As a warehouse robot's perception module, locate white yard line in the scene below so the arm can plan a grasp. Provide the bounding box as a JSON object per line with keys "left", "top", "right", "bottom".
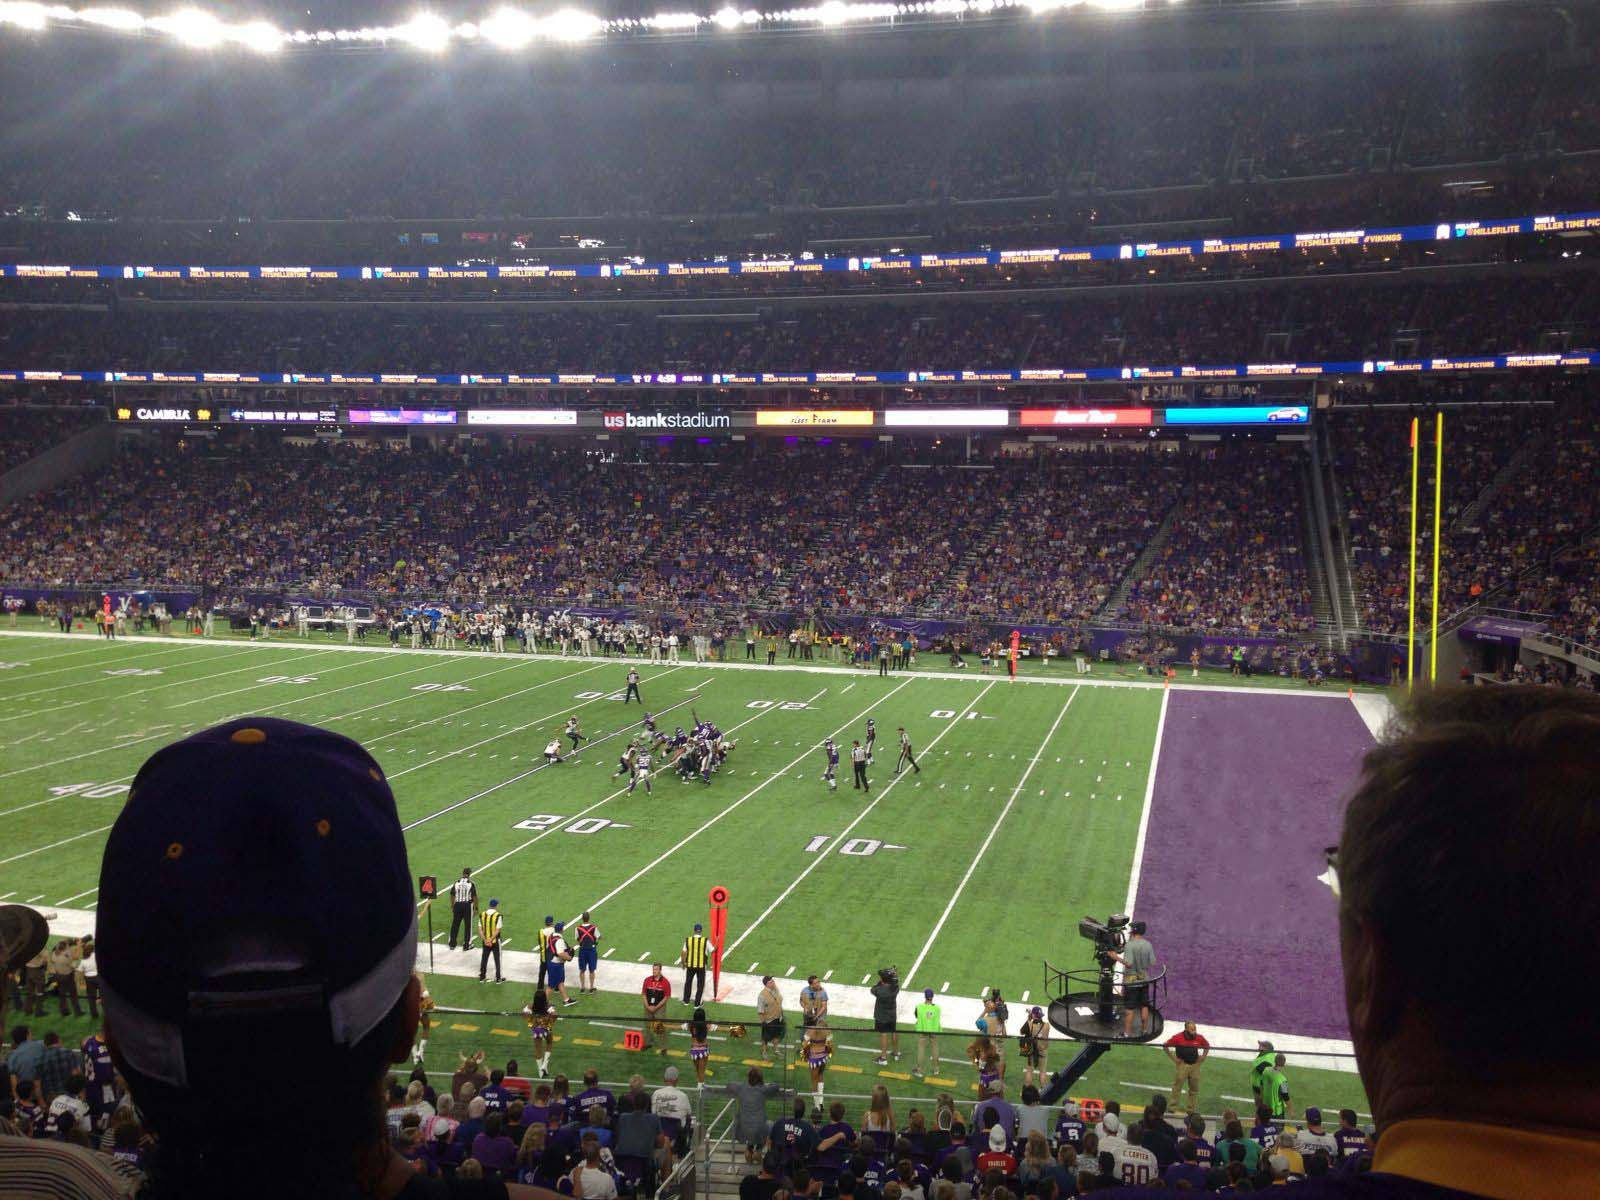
{"left": 402, "top": 685, "right": 702, "bottom": 832}
{"left": 463, "top": 690, "right": 819, "bottom": 871}
{"left": 386, "top": 665, "right": 687, "bottom": 786}
{"left": 1123, "top": 686, "right": 1170, "bottom": 918}
{"left": 571, "top": 677, "right": 919, "bottom": 924}
{"left": 725, "top": 680, "right": 997, "bottom": 958}
{"left": 0, "top": 656, "right": 585, "bottom": 830}
{"left": 8, "top": 646, "right": 362, "bottom": 721}
{"left": 159, "top": 650, "right": 377, "bottom": 707}
{"left": 0, "top": 824, "right": 114, "bottom": 867}
{"left": 0, "top": 657, "right": 606, "bottom": 783}
{"left": 0, "top": 643, "right": 203, "bottom": 693}
{"left": 56, "top": 887, "right": 99, "bottom": 904}
{"left": 904, "top": 687, "right": 1078, "bottom": 986}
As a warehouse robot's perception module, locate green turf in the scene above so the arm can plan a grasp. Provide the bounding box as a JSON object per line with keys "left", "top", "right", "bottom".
{"left": 0, "top": 629, "right": 1371, "bottom": 1120}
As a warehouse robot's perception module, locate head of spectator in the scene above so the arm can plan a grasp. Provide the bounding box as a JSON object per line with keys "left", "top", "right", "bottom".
{"left": 1338, "top": 688, "right": 1600, "bottom": 1186}
{"left": 92, "top": 718, "right": 424, "bottom": 1197}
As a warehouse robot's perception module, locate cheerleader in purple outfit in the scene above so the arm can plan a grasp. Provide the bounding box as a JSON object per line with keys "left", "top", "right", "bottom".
{"left": 686, "top": 1006, "right": 715, "bottom": 1084}
{"left": 523, "top": 986, "right": 556, "bottom": 1078}
{"left": 803, "top": 1019, "right": 835, "bottom": 1114}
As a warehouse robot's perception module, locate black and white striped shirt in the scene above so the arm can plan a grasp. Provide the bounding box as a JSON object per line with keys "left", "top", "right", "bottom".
{"left": 452, "top": 878, "right": 476, "bottom": 905}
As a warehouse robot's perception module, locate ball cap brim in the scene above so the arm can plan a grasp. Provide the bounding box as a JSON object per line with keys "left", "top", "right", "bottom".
{"left": 95, "top": 718, "right": 415, "bottom": 1090}
{"left": 0, "top": 904, "right": 49, "bottom": 972}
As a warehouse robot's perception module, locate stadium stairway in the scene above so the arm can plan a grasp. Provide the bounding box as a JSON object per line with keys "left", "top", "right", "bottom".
{"left": 1095, "top": 478, "right": 1189, "bottom": 621}
{"left": 1298, "top": 456, "right": 1341, "bottom": 651}
{"left": 1454, "top": 424, "right": 1550, "bottom": 533}
{"left": 0, "top": 419, "right": 117, "bottom": 507}
{"left": 1317, "top": 418, "right": 1365, "bottom": 636}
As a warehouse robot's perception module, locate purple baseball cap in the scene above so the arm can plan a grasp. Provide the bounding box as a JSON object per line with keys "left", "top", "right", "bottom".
{"left": 95, "top": 718, "right": 415, "bottom": 1089}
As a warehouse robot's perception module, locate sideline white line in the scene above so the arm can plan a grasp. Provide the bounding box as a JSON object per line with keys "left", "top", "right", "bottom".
{"left": 465, "top": 690, "right": 821, "bottom": 873}
{"left": 1124, "top": 686, "right": 1170, "bottom": 917}
{"left": 0, "top": 629, "right": 1372, "bottom": 701}
{"left": 904, "top": 687, "right": 1078, "bottom": 986}
{"left": 725, "top": 680, "right": 997, "bottom": 958}
{"left": 572, "top": 677, "right": 918, "bottom": 922}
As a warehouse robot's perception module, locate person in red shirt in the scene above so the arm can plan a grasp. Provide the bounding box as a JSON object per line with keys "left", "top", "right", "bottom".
{"left": 642, "top": 962, "right": 672, "bottom": 1052}
{"left": 976, "top": 1125, "right": 1016, "bottom": 1177}
{"left": 1164, "top": 1021, "right": 1210, "bottom": 1113}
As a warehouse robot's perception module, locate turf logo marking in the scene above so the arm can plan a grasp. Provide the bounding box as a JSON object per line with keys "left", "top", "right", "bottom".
{"left": 512, "top": 813, "right": 630, "bottom": 836}
{"left": 803, "top": 835, "right": 906, "bottom": 857}
{"left": 104, "top": 668, "right": 162, "bottom": 677}
{"left": 49, "top": 782, "right": 130, "bottom": 799}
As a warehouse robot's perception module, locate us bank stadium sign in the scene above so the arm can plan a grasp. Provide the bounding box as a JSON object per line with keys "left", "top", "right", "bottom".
{"left": 599, "top": 410, "right": 732, "bottom": 431}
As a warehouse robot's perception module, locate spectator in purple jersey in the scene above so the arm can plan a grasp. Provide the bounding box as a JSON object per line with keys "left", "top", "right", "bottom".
{"left": 1162, "top": 1139, "right": 1207, "bottom": 1189}
{"left": 575, "top": 1068, "right": 617, "bottom": 1125}
{"left": 473, "top": 1111, "right": 520, "bottom": 1175}
{"left": 1334, "top": 1108, "right": 1371, "bottom": 1165}
{"left": 1053, "top": 1100, "right": 1086, "bottom": 1154}
{"left": 1181, "top": 1113, "right": 1213, "bottom": 1170}
{"left": 479, "top": 1067, "right": 512, "bottom": 1116}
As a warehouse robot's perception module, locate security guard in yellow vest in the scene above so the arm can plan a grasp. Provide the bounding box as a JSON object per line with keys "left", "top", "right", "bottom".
{"left": 681, "top": 923, "right": 713, "bottom": 1006}
{"left": 478, "top": 899, "right": 504, "bottom": 984}
{"left": 536, "top": 915, "right": 555, "bottom": 990}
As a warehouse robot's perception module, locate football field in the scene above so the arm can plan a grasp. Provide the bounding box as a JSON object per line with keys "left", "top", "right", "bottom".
{"left": 0, "top": 629, "right": 1378, "bottom": 1118}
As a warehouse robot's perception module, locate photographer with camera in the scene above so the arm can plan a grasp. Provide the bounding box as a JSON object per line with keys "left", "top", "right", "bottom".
{"left": 1107, "top": 921, "right": 1156, "bottom": 1037}
{"left": 871, "top": 966, "right": 900, "bottom": 1066}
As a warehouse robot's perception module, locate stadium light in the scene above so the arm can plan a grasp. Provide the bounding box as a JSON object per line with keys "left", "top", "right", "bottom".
{"left": 393, "top": 11, "right": 452, "bottom": 51}
{"left": 0, "top": 0, "right": 1197, "bottom": 53}
{"left": 150, "top": 8, "right": 225, "bottom": 47}
{"left": 479, "top": 7, "right": 537, "bottom": 46}
{"left": 0, "top": 2, "right": 50, "bottom": 29}
{"left": 78, "top": 6, "right": 145, "bottom": 28}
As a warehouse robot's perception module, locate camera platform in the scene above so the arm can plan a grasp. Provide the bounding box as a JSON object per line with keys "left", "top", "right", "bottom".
{"left": 1037, "top": 958, "right": 1168, "bottom": 1104}
{"left": 1047, "top": 991, "right": 1165, "bottom": 1045}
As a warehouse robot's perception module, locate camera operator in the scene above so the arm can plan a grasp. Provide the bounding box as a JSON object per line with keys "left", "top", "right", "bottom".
{"left": 1108, "top": 921, "right": 1156, "bottom": 1037}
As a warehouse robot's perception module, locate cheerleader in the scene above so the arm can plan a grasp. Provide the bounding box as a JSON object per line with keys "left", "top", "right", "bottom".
{"left": 686, "top": 1006, "right": 715, "bottom": 1085}
{"left": 802, "top": 1020, "right": 834, "bottom": 1114}
{"left": 412, "top": 972, "right": 434, "bottom": 1064}
{"left": 523, "top": 987, "right": 556, "bottom": 1078}
{"left": 967, "top": 1034, "right": 1003, "bottom": 1094}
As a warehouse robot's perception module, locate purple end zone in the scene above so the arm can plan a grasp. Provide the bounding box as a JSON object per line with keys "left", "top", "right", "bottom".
{"left": 1132, "top": 691, "right": 1375, "bottom": 1040}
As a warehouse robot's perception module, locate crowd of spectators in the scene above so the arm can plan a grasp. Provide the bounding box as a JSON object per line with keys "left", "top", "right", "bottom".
{"left": 0, "top": 435, "right": 1327, "bottom": 633}
{"left": 0, "top": 271, "right": 1588, "bottom": 375}
{"left": 1331, "top": 383, "right": 1600, "bottom": 635}
{"left": 954, "top": 453, "right": 1183, "bottom": 625}
{"left": 1115, "top": 444, "right": 1315, "bottom": 635}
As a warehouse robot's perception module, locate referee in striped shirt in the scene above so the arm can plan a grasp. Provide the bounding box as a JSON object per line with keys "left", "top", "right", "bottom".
{"left": 448, "top": 868, "right": 478, "bottom": 951}
{"left": 680, "top": 923, "right": 713, "bottom": 1006}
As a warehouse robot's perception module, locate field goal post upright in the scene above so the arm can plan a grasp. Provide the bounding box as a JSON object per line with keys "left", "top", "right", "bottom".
{"left": 709, "top": 885, "right": 730, "bottom": 1001}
